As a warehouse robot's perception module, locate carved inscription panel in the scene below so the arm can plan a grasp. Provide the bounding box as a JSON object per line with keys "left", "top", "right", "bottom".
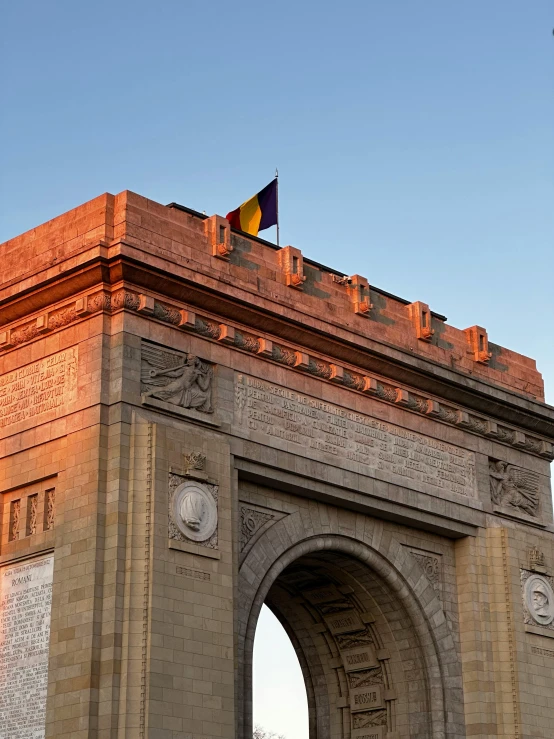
{"left": 0, "top": 555, "right": 54, "bottom": 739}
{"left": 0, "top": 348, "right": 78, "bottom": 431}
{"left": 235, "top": 374, "right": 476, "bottom": 498}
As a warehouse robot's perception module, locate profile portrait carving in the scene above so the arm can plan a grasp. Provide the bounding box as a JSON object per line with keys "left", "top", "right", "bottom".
{"left": 524, "top": 575, "right": 554, "bottom": 626}
{"left": 169, "top": 479, "right": 218, "bottom": 547}
{"left": 489, "top": 460, "right": 540, "bottom": 517}
{"left": 141, "top": 343, "right": 213, "bottom": 413}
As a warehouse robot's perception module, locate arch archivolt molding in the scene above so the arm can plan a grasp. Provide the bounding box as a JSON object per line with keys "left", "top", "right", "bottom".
{"left": 238, "top": 506, "right": 463, "bottom": 739}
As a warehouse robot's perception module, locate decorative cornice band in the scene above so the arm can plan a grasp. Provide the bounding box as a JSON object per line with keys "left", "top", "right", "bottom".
{"left": 1, "top": 288, "right": 553, "bottom": 461}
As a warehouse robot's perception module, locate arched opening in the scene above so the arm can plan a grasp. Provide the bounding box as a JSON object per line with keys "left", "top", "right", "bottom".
{"left": 239, "top": 531, "right": 460, "bottom": 739}
{"left": 253, "top": 604, "right": 309, "bottom": 738}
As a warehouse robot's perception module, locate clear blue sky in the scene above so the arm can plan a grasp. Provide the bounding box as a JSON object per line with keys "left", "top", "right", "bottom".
{"left": 1, "top": 3, "right": 552, "bottom": 736}
{"left": 2, "top": 1, "right": 552, "bottom": 404}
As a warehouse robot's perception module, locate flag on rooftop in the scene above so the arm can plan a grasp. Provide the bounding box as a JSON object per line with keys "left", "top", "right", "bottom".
{"left": 226, "top": 177, "right": 278, "bottom": 238}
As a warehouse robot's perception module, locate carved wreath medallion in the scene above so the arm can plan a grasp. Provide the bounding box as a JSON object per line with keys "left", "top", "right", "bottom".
{"left": 169, "top": 476, "right": 218, "bottom": 548}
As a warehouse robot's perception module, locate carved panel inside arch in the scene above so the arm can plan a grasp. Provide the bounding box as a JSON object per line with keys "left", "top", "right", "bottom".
{"left": 267, "top": 557, "right": 399, "bottom": 737}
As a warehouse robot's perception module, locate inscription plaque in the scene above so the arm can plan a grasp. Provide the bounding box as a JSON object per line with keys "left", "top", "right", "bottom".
{"left": 324, "top": 609, "right": 365, "bottom": 635}
{"left": 304, "top": 584, "right": 343, "bottom": 605}
{"left": 350, "top": 684, "right": 384, "bottom": 713}
{"left": 235, "top": 374, "right": 476, "bottom": 498}
{"left": 351, "top": 727, "right": 385, "bottom": 739}
{"left": 341, "top": 644, "right": 379, "bottom": 672}
{"left": 0, "top": 348, "right": 78, "bottom": 431}
{"left": 0, "top": 555, "right": 54, "bottom": 739}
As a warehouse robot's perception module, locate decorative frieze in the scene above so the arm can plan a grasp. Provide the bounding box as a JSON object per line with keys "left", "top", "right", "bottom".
{"left": 2, "top": 288, "right": 552, "bottom": 460}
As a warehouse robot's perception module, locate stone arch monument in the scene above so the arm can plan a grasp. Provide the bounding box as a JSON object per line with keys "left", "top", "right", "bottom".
{"left": 0, "top": 191, "right": 553, "bottom": 739}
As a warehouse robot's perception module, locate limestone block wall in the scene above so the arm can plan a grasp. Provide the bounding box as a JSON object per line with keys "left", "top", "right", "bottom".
{"left": 0, "top": 190, "right": 553, "bottom": 739}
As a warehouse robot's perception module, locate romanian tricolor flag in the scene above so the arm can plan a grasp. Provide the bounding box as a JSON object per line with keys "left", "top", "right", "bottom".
{"left": 226, "top": 178, "right": 278, "bottom": 237}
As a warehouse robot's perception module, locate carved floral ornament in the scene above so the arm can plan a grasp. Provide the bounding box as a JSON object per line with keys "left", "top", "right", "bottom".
{"left": 2, "top": 287, "right": 553, "bottom": 460}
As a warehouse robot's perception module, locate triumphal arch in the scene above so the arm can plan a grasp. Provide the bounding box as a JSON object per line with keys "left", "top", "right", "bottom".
{"left": 0, "top": 191, "right": 553, "bottom": 739}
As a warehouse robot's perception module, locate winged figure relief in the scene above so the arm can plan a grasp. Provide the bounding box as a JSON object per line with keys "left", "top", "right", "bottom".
{"left": 489, "top": 460, "right": 540, "bottom": 517}
{"left": 141, "top": 344, "right": 213, "bottom": 413}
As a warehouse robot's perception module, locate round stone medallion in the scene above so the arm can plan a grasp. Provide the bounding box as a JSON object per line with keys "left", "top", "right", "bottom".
{"left": 524, "top": 575, "right": 554, "bottom": 626}
{"left": 172, "top": 481, "right": 217, "bottom": 542}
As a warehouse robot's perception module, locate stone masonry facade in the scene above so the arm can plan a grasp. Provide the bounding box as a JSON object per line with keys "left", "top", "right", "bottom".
{"left": 0, "top": 190, "right": 553, "bottom": 739}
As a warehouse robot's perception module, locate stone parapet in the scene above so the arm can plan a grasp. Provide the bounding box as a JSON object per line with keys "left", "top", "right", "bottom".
{"left": 0, "top": 190, "right": 544, "bottom": 401}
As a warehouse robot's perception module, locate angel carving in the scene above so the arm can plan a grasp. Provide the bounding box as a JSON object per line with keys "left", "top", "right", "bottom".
{"left": 489, "top": 460, "right": 539, "bottom": 517}
{"left": 141, "top": 345, "right": 213, "bottom": 413}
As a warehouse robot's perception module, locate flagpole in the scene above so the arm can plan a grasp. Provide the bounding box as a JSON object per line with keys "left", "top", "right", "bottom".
{"left": 275, "top": 168, "right": 280, "bottom": 246}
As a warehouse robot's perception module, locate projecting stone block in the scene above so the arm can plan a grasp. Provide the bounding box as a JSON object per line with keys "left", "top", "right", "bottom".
{"left": 324, "top": 609, "right": 365, "bottom": 635}
{"left": 340, "top": 644, "right": 379, "bottom": 672}
{"left": 350, "top": 684, "right": 384, "bottom": 712}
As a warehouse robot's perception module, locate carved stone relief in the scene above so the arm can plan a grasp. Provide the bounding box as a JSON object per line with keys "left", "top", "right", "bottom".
{"left": 2, "top": 289, "right": 552, "bottom": 461}
{"left": 183, "top": 452, "right": 206, "bottom": 473}
{"left": 169, "top": 474, "right": 218, "bottom": 549}
{"left": 44, "top": 489, "right": 55, "bottom": 531}
{"left": 348, "top": 666, "right": 384, "bottom": 689}
{"left": 490, "top": 459, "right": 540, "bottom": 517}
{"left": 240, "top": 506, "right": 275, "bottom": 551}
{"left": 529, "top": 546, "right": 547, "bottom": 573}
{"left": 9, "top": 500, "right": 20, "bottom": 541}
{"left": 141, "top": 343, "right": 213, "bottom": 413}
{"left": 352, "top": 709, "right": 388, "bottom": 730}
{"left": 521, "top": 570, "right": 554, "bottom": 630}
{"left": 27, "top": 494, "right": 38, "bottom": 536}
{"left": 409, "top": 549, "right": 442, "bottom": 598}
{"left": 277, "top": 567, "right": 389, "bottom": 733}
